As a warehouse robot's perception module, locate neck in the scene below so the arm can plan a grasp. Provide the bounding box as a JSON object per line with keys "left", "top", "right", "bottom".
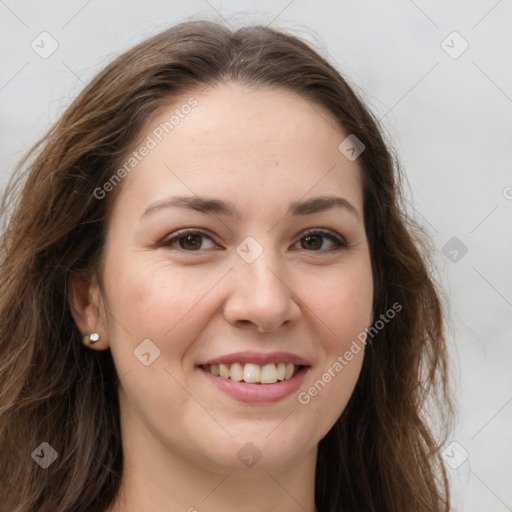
{"left": 108, "top": 453, "right": 318, "bottom": 512}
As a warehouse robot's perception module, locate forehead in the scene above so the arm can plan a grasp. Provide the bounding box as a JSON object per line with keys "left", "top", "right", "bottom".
{"left": 116, "top": 82, "right": 364, "bottom": 218}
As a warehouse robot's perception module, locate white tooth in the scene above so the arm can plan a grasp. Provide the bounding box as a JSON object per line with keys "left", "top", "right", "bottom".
{"left": 210, "top": 364, "right": 220, "bottom": 376}
{"left": 276, "top": 363, "right": 286, "bottom": 380}
{"left": 285, "top": 363, "right": 294, "bottom": 379}
{"left": 243, "top": 363, "right": 261, "bottom": 383}
{"left": 219, "top": 364, "right": 230, "bottom": 379}
{"left": 230, "top": 363, "right": 243, "bottom": 381}
{"left": 260, "top": 364, "right": 278, "bottom": 384}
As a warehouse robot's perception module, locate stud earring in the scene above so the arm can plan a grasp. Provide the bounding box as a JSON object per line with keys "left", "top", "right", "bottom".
{"left": 89, "top": 333, "right": 100, "bottom": 344}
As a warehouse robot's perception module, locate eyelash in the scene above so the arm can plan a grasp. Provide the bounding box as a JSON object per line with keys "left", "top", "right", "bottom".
{"left": 159, "top": 228, "right": 347, "bottom": 253}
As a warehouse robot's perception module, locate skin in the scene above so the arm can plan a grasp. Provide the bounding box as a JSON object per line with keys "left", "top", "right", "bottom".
{"left": 69, "top": 82, "right": 374, "bottom": 512}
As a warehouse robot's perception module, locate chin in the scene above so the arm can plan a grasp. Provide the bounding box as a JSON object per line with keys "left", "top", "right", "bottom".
{"left": 194, "top": 428, "right": 315, "bottom": 472}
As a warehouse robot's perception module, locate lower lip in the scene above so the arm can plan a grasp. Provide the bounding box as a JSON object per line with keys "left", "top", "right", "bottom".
{"left": 198, "top": 366, "right": 309, "bottom": 404}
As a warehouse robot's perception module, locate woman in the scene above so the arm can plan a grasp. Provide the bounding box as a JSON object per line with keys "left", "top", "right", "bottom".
{"left": 0, "top": 20, "right": 452, "bottom": 512}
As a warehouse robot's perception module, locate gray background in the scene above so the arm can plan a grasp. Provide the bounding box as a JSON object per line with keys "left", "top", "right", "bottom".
{"left": 1, "top": 1, "right": 511, "bottom": 510}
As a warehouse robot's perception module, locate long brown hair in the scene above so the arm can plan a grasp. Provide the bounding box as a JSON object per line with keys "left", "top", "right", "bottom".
{"left": 0, "top": 20, "right": 452, "bottom": 511}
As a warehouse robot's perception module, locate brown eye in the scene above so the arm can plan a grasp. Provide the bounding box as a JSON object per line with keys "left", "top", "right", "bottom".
{"left": 160, "top": 230, "right": 216, "bottom": 251}
{"left": 295, "top": 230, "right": 346, "bottom": 252}
{"left": 301, "top": 234, "right": 322, "bottom": 250}
{"left": 178, "top": 233, "right": 203, "bottom": 250}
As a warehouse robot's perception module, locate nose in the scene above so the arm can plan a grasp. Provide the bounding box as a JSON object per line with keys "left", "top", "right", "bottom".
{"left": 222, "top": 246, "right": 301, "bottom": 333}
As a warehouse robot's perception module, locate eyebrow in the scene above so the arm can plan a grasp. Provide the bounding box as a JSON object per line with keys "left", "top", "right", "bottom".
{"left": 142, "top": 194, "right": 360, "bottom": 220}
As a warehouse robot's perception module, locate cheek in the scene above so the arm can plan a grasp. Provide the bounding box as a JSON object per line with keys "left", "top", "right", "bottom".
{"left": 297, "top": 351, "right": 363, "bottom": 440}
{"left": 103, "top": 252, "right": 218, "bottom": 338}
{"left": 100, "top": 255, "right": 213, "bottom": 421}
{"left": 298, "top": 257, "right": 372, "bottom": 417}
{"left": 314, "top": 257, "right": 374, "bottom": 349}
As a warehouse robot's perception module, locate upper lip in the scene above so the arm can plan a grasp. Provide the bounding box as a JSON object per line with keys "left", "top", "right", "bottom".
{"left": 197, "top": 351, "right": 311, "bottom": 366}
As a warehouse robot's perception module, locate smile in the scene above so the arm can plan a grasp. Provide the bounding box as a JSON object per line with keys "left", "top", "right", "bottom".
{"left": 199, "top": 362, "right": 302, "bottom": 384}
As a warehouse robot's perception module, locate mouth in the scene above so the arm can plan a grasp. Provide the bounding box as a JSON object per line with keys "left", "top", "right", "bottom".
{"left": 196, "top": 352, "right": 311, "bottom": 403}
{"left": 198, "top": 362, "right": 305, "bottom": 384}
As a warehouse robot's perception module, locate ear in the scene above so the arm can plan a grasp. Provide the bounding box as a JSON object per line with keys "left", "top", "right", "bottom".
{"left": 68, "top": 270, "right": 108, "bottom": 350}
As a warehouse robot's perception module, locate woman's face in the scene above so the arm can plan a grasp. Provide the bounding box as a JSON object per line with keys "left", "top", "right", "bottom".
{"left": 95, "top": 83, "right": 373, "bottom": 472}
